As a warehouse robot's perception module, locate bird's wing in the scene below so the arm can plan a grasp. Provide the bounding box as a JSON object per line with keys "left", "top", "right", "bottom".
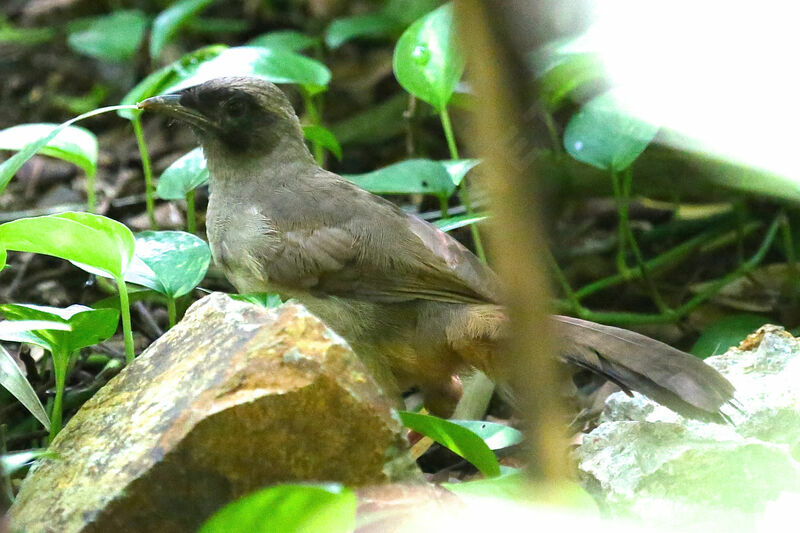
{"left": 258, "top": 174, "right": 500, "bottom": 305}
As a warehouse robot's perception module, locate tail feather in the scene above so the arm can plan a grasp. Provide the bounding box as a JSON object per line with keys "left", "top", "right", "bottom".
{"left": 554, "top": 316, "right": 736, "bottom": 423}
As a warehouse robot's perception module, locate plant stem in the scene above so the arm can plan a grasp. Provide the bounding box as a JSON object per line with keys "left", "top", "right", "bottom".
{"left": 116, "top": 277, "right": 135, "bottom": 363}
{"left": 439, "top": 195, "right": 449, "bottom": 219}
{"left": 132, "top": 116, "right": 157, "bottom": 229}
{"left": 302, "top": 89, "right": 325, "bottom": 166}
{"left": 185, "top": 189, "right": 196, "bottom": 234}
{"left": 48, "top": 349, "right": 70, "bottom": 441}
{"left": 167, "top": 297, "right": 177, "bottom": 329}
{"left": 439, "top": 106, "right": 486, "bottom": 261}
{"left": 86, "top": 171, "right": 96, "bottom": 213}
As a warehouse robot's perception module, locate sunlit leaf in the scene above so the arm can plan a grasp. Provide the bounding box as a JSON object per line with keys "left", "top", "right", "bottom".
{"left": 399, "top": 411, "right": 500, "bottom": 477}
{"left": 691, "top": 314, "right": 769, "bottom": 358}
{"left": 449, "top": 420, "right": 524, "bottom": 450}
{"left": 126, "top": 231, "right": 211, "bottom": 299}
{"left": 344, "top": 159, "right": 455, "bottom": 197}
{"left": 230, "top": 293, "right": 283, "bottom": 308}
{"left": 434, "top": 214, "right": 488, "bottom": 233}
{"left": 165, "top": 46, "right": 331, "bottom": 94}
{"left": 0, "top": 304, "right": 119, "bottom": 356}
{"left": 151, "top": 0, "right": 216, "bottom": 59}
{"left": 199, "top": 484, "right": 356, "bottom": 533}
{"left": 156, "top": 148, "right": 209, "bottom": 200}
{"left": 564, "top": 90, "right": 660, "bottom": 171}
{"left": 0, "top": 212, "right": 135, "bottom": 280}
{"left": 539, "top": 53, "right": 605, "bottom": 110}
{"left": 249, "top": 30, "right": 318, "bottom": 52}
{"left": 1, "top": 449, "right": 56, "bottom": 476}
{"left": 67, "top": 10, "right": 147, "bottom": 62}
{"left": 0, "top": 123, "right": 97, "bottom": 178}
{"left": 302, "top": 125, "right": 342, "bottom": 161}
{"left": 326, "top": 14, "right": 398, "bottom": 48}
{"left": 441, "top": 158, "right": 480, "bottom": 186}
{"left": 393, "top": 3, "right": 464, "bottom": 111}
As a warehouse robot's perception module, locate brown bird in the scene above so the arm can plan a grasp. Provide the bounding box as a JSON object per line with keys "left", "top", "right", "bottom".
{"left": 139, "top": 76, "right": 735, "bottom": 422}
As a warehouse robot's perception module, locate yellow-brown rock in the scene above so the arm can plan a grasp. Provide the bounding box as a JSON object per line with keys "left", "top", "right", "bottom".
{"left": 9, "top": 293, "right": 419, "bottom": 533}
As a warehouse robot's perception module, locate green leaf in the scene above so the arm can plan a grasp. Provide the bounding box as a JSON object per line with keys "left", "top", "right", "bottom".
{"left": 165, "top": 46, "right": 331, "bottom": 94}
{"left": 393, "top": 2, "right": 464, "bottom": 111}
{"left": 691, "top": 314, "right": 769, "bottom": 358}
{"left": 539, "top": 53, "right": 605, "bottom": 110}
{"left": 126, "top": 231, "right": 211, "bottom": 299}
{"left": 0, "top": 123, "right": 98, "bottom": 178}
{"left": 199, "top": 484, "right": 356, "bottom": 533}
{"left": 302, "top": 125, "right": 343, "bottom": 161}
{"left": 0, "top": 212, "right": 135, "bottom": 280}
{"left": 326, "top": 14, "right": 398, "bottom": 49}
{"left": 230, "top": 293, "right": 283, "bottom": 308}
{"left": 0, "top": 124, "right": 69, "bottom": 195}
{"left": 399, "top": 411, "right": 500, "bottom": 477}
{"left": 330, "top": 93, "right": 412, "bottom": 146}
{"left": 434, "top": 214, "right": 488, "bottom": 233}
{"left": 156, "top": 148, "right": 209, "bottom": 200}
{"left": 0, "top": 304, "right": 119, "bottom": 356}
{"left": 0, "top": 244, "right": 5, "bottom": 271}
{"left": 383, "top": 0, "right": 441, "bottom": 26}
{"left": 344, "top": 159, "right": 455, "bottom": 197}
{"left": 67, "top": 10, "right": 147, "bottom": 62}
{"left": 441, "top": 158, "right": 480, "bottom": 186}
{"left": 118, "top": 45, "right": 228, "bottom": 120}
{"left": 564, "top": 90, "right": 660, "bottom": 171}
{"left": 1, "top": 449, "right": 56, "bottom": 477}
{"left": 443, "top": 468, "right": 527, "bottom": 499}
{"left": 150, "top": 0, "right": 216, "bottom": 60}
{"left": 249, "top": 30, "right": 318, "bottom": 53}
{"left": 449, "top": 420, "right": 524, "bottom": 450}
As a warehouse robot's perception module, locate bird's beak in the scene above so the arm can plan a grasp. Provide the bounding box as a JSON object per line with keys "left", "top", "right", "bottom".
{"left": 137, "top": 94, "right": 215, "bottom": 131}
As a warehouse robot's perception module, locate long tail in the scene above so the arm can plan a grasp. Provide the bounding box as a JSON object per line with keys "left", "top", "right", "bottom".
{"left": 554, "top": 316, "right": 736, "bottom": 423}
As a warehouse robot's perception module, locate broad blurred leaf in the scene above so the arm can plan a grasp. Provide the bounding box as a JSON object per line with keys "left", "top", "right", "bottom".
{"left": 126, "top": 231, "right": 211, "bottom": 299}
{"left": 165, "top": 46, "right": 331, "bottom": 94}
{"left": 0, "top": 304, "right": 118, "bottom": 356}
{"left": 302, "top": 125, "right": 342, "bottom": 161}
{"left": 449, "top": 420, "right": 524, "bottom": 450}
{"left": 249, "top": 30, "right": 318, "bottom": 52}
{"left": 326, "top": 14, "right": 398, "bottom": 48}
{"left": 441, "top": 158, "right": 480, "bottom": 186}
{"left": 151, "top": 0, "right": 216, "bottom": 60}
{"left": 383, "top": 0, "right": 440, "bottom": 26}
{"left": 1, "top": 449, "right": 56, "bottom": 476}
{"left": 67, "top": 10, "right": 146, "bottom": 62}
{"left": 0, "top": 212, "right": 135, "bottom": 280}
{"left": 393, "top": 3, "right": 464, "bottom": 111}
{"left": 691, "top": 314, "right": 769, "bottom": 358}
{"left": 443, "top": 468, "right": 527, "bottom": 499}
{"left": 399, "top": 411, "right": 500, "bottom": 477}
{"left": 199, "top": 484, "right": 356, "bottom": 533}
{"left": 156, "top": 148, "right": 209, "bottom": 200}
{"left": 0, "top": 123, "right": 97, "bottom": 178}
{"left": 344, "top": 159, "right": 455, "bottom": 197}
{"left": 539, "top": 53, "right": 605, "bottom": 110}
{"left": 435, "top": 214, "right": 488, "bottom": 232}
{"left": 331, "top": 93, "right": 411, "bottom": 146}
{"left": 564, "top": 90, "right": 659, "bottom": 171}
{"left": 231, "top": 292, "right": 283, "bottom": 308}
{"left": 119, "top": 45, "right": 227, "bottom": 119}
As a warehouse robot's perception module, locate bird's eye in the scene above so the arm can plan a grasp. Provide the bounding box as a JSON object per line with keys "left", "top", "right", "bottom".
{"left": 225, "top": 97, "right": 248, "bottom": 118}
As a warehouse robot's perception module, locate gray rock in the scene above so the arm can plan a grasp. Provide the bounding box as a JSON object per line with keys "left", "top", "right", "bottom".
{"left": 575, "top": 325, "right": 800, "bottom": 531}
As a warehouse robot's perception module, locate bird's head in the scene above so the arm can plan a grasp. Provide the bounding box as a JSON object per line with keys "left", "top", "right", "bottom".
{"left": 138, "top": 76, "right": 307, "bottom": 158}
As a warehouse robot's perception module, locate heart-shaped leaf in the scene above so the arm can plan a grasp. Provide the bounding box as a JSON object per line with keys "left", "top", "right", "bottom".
{"left": 326, "top": 14, "right": 398, "bottom": 49}
{"left": 344, "top": 159, "right": 455, "bottom": 197}
{"left": 399, "top": 411, "right": 500, "bottom": 477}
{"left": 434, "top": 213, "right": 488, "bottom": 233}
{"left": 67, "top": 10, "right": 147, "bottom": 62}
{"left": 393, "top": 2, "right": 464, "bottom": 111}
{"left": 564, "top": 90, "right": 659, "bottom": 171}
{"left": 441, "top": 158, "right": 480, "bottom": 186}
{"left": 199, "top": 484, "right": 356, "bottom": 533}
{"left": 156, "top": 148, "right": 209, "bottom": 200}
{"left": 0, "top": 304, "right": 119, "bottom": 356}
{"left": 0, "top": 123, "right": 97, "bottom": 178}
{"left": 127, "top": 231, "right": 211, "bottom": 299}
{"left": 0, "top": 212, "right": 135, "bottom": 280}
{"left": 691, "top": 314, "right": 769, "bottom": 358}
{"left": 449, "top": 420, "right": 524, "bottom": 450}
{"left": 302, "top": 125, "right": 342, "bottom": 161}
{"left": 150, "top": 0, "right": 216, "bottom": 60}
{"left": 230, "top": 293, "right": 283, "bottom": 308}
{"left": 249, "top": 30, "right": 319, "bottom": 53}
